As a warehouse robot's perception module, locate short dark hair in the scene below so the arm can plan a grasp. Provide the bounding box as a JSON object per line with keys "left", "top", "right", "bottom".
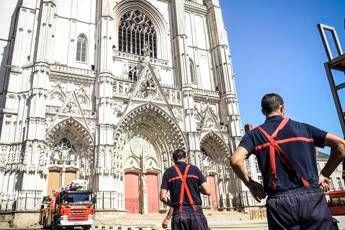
{"left": 261, "top": 93, "right": 284, "bottom": 115}
{"left": 172, "top": 149, "right": 186, "bottom": 161}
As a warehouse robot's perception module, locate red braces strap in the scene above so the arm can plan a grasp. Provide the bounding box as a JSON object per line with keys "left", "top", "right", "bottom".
{"left": 173, "top": 164, "right": 196, "bottom": 212}
{"left": 255, "top": 118, "right": 312, "bottom": 190}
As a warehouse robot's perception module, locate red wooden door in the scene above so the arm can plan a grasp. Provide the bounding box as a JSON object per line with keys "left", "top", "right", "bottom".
{"left": 125, "top": 173, "right": 140, "bottom": 213}
{"left": 207, "top": 176, "right": 218, "bottom": 209}
{"left": 146, "top": 174, "right": 159, "bottom": 213}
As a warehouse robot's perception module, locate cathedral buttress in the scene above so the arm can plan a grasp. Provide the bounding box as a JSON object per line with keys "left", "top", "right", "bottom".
{"left": 169, "top": 0, "right": 198, "bottom": 163}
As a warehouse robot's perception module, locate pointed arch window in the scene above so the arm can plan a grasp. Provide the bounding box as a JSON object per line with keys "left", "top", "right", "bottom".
{"left": 76, "top": 34, "right": 87, "bottom": 62}
{"left": 118, "top": 10, "right": 157, "bottom": 58}
{"left": 189, "top": 58, "right": 197, "bottom": 83}
{"left": 128, "top": 65, "right": 139, "bottom": 81}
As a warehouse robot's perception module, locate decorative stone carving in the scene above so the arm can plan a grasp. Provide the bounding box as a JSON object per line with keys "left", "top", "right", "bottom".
{"left": 114, "top": 103, "right": 186, "bottom": 175}
{"left": 200, "top": 131, "right": 229, "bottom": 163}
{"left": 195, "top": 104, "right": 222, "bottom": 132}
{"left": 46, "top": 117, "right": 94, "bottom": 177}
{"left": 172, "top": 107, "right": 184, "bottom": 123}
{"left": 63, "top": 102, "right": 79, "bottom": 114}
{"left": 132, "top": 66, "right": 162, "bottom": 102}
{"left": 123, "top": 137, "right": 159, "bottom": 171}
{"left": 50, "top": 138, "right": 78, "bottom": 166}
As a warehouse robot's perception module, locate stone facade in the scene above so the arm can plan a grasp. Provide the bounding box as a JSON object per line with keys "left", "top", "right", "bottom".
{"left": 0, "top": 0, "right": 245, "bottom": 213}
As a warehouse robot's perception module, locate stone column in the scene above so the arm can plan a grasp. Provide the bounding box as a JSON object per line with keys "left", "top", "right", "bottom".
{"left": 169, "top": 0, "right": 198, "bottom": 155}
{"left": 141, "top": 173, "right": 148, "bottom": 214}
{"left": 205, "top": 0, "right": 242, "bottom": 150}
{"left": 205, "top": 0, "right": 247, "bottom": 205}
{"left": 17, "top": 0, "right": 56, "bottom": 210}
{"left": 94, "top": 0, "right": 120, "bottom": 210}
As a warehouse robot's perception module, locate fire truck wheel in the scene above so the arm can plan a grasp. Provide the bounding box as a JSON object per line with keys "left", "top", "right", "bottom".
{"left": 82, "top": 226, "right": 91, "bottom": 230}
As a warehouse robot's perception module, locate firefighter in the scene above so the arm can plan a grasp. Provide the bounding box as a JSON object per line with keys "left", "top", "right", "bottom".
{"left": 230, "top": 93, "right": 345, "bottom": 229}
{"left": 160, "top": 149, "right": 211, "bottom": 230}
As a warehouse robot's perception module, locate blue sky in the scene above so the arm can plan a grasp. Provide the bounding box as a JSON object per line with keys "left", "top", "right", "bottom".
{"left": 220, "top": 1, "right": 345, "bottom": 139}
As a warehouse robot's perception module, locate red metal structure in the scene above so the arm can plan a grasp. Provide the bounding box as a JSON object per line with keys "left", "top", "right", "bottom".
{"left": 326, "top": 190, "right": 345, "bottom": 215}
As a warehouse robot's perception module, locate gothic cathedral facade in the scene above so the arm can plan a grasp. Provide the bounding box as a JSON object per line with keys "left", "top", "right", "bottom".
{"left": 0, "top": 0, "right": 245, "bottom": 213}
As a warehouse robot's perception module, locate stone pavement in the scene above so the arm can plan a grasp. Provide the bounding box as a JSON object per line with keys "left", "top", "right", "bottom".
{"left": 334, "top": 216, "right": 345, "bottom": 230}
{"left": 0, "top": 210, "right": 268, "bottom": 230}
{"left": 87, "top": 210, "right": 268, "bottom": 230}
{"left": 89, "top": 214, "right": 345, "bottom": 230}
{"left": 3, "top": 211, "right": 345, "bottom": 229}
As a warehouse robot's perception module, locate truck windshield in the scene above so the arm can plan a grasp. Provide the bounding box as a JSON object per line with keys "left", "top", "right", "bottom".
{"left": 62, "top": 192, "right": 91, "bottom": 204}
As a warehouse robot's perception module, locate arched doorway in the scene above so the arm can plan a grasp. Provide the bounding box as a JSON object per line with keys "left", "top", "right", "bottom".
{"left": 46, "top": 118, "right": 94, "bottom": 195}
{"left": 122, "top": 137, "right": 162, "bottom": 214}
{"left": 200, "top": 132, "right": 230, "bottom": 210}
{"left": 114, "top": 103, "right": 186, "bottom": 213}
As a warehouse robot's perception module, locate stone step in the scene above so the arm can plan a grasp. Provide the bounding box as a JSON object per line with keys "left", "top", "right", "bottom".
{"left": 92, "top": 211, "right": 255, "bottom": 229}
{"left": 0, "top": 213, "right": 12, "bottom": 222}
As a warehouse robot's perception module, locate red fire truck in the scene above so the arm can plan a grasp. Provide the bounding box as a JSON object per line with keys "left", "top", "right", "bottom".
{"left": 39, "top": 180, "right": 96, "bottom": 229}
{"left": 326, "top": 190, "right": 345, "bottom": 216}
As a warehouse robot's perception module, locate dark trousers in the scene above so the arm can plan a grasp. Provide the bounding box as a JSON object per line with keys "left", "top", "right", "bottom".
{"left": 266, "top": 187, "right": 339, "bottom": 230}
{"left": 171, "top": 206, "right": 208, "bottom": 230}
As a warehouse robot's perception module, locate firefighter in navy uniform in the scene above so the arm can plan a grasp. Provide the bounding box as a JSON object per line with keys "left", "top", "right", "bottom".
{"left": 160, "top": 149, "right": 211, "bottom": 230}
{"left": 231, "top": 93, "right": 345, "bottom": 230}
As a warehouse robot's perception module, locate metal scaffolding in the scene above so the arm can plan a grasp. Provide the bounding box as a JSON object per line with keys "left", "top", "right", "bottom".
{"left": 318, "top": 23, "right": 345, "bottom": 179}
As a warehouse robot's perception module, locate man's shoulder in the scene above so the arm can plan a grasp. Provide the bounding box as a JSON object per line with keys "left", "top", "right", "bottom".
{"left": 167, "top": 165, "right": 177, "bottom": 171}
{"left": 288, "top": 119, "right": 310, "bottom": 130}
{"left": 163, "top": 166, "right": 175, "bottom": 175}
{"left": 244, "top": 126, "right": 262, "bottom": 137}
{"left": 189, "top": 163, "right": 197, "bottom": 168}
{"left": 189, "top": 164, "right": 202, "bottom": 172}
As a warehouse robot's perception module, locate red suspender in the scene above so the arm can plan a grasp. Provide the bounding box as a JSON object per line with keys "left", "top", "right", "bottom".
{"left": 173, "top": 164, "right": 196, "bottom": 212}
{"left": 168, "top": 175, "right": 199, "bottom": 183}
{"left": 255, "top": 118, "right": 313, "bottom": 190}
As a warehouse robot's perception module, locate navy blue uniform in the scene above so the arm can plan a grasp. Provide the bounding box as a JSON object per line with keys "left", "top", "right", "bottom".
{"left": 161, "top": 161, "right": 208, "bottom": 230}
{"left": 239, "top": 116, "right": 338, "bottom": 229}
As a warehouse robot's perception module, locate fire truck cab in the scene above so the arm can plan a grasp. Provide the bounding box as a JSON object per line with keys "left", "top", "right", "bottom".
{"left": 39, "top": 180, "right": 96, "bottom": 229}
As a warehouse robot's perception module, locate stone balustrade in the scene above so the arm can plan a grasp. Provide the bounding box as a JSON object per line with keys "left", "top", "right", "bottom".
{"left": 113, "top": 50, "right": 169, "bottom": 67}
{"left": 185, "top": 0, "right": 207, "bottom": 12}
{"left": 15, "top": 190, "right": 42, "bottom": 211}
{"left": 50, "top": 64, "right": 95, "bottom": 78}
{"left": 193, "top": 88, "right": 220, "bottom": 98}
{"left": 95, "top": 191, "right": 124, "bottom": 210}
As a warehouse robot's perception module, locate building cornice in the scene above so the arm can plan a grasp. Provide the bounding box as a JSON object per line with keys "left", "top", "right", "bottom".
{"left": 185, "top": 0, "right": 207, "bottom": 15}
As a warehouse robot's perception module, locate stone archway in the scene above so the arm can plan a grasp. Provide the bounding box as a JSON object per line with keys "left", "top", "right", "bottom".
{"left": 123, "top": 137, "right": 160, "bottom": 214}
{"left": 45, "top": 118, "right": 94, "bottom": 195}
{"left": 114, "top": 103, "right": 186, "bottom": 213}
{"left": 200, "top": 132, "right": 230, "bottom": 210}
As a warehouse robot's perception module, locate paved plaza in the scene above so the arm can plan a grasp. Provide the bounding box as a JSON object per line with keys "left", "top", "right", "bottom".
{"left": 2, "top": 212, "right": 345, "bottom": 230}
{"left": 0, "top": 210, "right": 267, "bottom": 230}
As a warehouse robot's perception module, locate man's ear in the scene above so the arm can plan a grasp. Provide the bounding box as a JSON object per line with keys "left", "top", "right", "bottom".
{"left": 280, "top": 105, "right": 285, "bottom": 115}
{"left": 261, "top": 109, "right": 266, "bottom": 116}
